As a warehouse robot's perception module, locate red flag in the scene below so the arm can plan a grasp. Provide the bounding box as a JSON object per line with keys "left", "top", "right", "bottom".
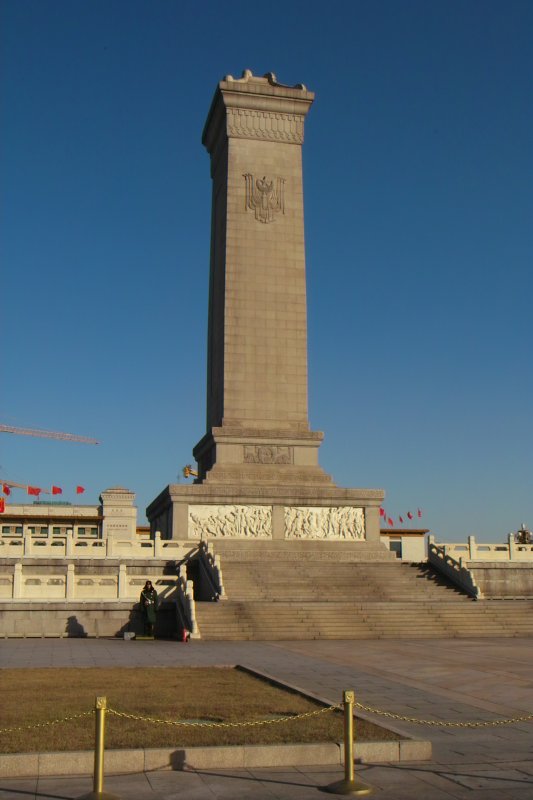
{"left": 52, "top": 486, "right": 62, "bottom": 495}
{"left": 417, "top": 508, "right": 422, "bottom": 518}
{"left": 387, "top": 517, "right": 394, "bottom": 527}
{"left": 27, "top": 486, "right": 41, "bottom": 496}
{"left": 2, "top": 484, "right": 11, "bottom": 496}
{"left": 407, "top": 511, "right": 413, "bottom": 520}
{"left": 0, "top": 498, "right": 4, "bottom": 513}
{"left": 379, "top": 508, "right": 385, "bottom": 517}
{"left": 399, "top": 516, "right": 404, "bottom": 524}
{"left": 76, "top": 486, "right": 85, "bottom": 494}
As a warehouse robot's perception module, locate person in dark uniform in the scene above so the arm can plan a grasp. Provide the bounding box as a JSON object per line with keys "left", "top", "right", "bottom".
{"left": 140, "top": 580, "right": 158, "bottom": 637}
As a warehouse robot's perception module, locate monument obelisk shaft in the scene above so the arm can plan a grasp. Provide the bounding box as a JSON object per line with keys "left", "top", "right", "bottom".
{"left": 147, "top": 71, "right": 384, "bottom": 543}
{"left": 194, "top": 71, "right": 330, "bottom": 485}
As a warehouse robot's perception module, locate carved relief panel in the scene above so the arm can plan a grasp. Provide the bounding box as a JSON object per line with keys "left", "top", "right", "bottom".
{"left": 244, "top": 445, "right": 293, "bottom": 464}
{"left": 188, "top": 505, "right": 272, "bottom": 539}
{"left": 243, "top": 174, "right": 285, "bottom": 223}
{"left": 284, "top": 506, "right": 365, "bottom": 540}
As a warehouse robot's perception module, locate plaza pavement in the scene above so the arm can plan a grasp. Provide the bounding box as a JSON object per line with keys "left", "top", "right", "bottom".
{"left": 0, "top": 637, "right": 532, "bottom": 799}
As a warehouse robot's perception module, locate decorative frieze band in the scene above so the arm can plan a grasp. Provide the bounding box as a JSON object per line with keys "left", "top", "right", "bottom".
{"left": 227, "top": 108, "right": 304, "bottom": 143}
{"left": 204, "top": 469, "right": 330, "bottom": 484}
{"left": 187, "top": 503, "right": 369, "bottom": 540}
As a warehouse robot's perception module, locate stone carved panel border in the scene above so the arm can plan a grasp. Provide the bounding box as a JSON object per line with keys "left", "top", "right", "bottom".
{"left": 227, "top": 108, "right": 304, "bottom": 143}
{"left": 284, "top": 506, "right": 365, "bottom": 540}
{"left": 243, "top": 174, "right": 285, "bottom": 224}
{"left": 188, "top": 505, "right": 272, "bottom": 539}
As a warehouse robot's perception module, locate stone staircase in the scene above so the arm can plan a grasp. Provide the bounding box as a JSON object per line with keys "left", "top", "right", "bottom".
{"left": 193, "top": 541, "right": 533, "bottom": 640}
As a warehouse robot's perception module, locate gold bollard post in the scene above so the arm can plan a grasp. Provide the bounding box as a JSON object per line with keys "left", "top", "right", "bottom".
{"left": 77, "top": 697, "right": 121, "bottom": 800}
{"left": 324, "top": 690, "right": 373, "bottom": 796}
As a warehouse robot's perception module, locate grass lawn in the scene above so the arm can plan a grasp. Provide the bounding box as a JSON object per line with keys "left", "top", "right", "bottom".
{"left": 0, "top": 667, "right": 401, "bottom": 753}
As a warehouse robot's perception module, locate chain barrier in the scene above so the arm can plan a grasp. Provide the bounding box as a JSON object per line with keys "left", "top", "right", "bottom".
{"left": 107, "top": 703, "right": 341, "bottom": 728}
{"left": 2, "top": 700, "right": 532, "bottom": 735}
{"left": 354, "top": 702, "right": 533, "bottom": 728}
{"left": 0, "top": 705, "right": 340, "bottom": 736}
{"left": 0, "top": 710, "right": 94, "bottom": 734}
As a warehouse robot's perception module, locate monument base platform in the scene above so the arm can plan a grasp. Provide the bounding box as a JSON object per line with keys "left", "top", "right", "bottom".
{"left": 146, "top": 483, "right": 384, "bottom": 542}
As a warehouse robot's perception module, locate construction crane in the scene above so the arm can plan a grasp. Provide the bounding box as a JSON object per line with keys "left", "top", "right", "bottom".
{"left": 0, "top": 424, "right": 97, "bottom": 508}
{"left": 0, "top": 424, "right": 99, "bottom": 444}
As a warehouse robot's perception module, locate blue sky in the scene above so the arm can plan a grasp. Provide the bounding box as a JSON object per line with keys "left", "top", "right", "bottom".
{"left": 1, "top": 0, "right": 531, "bottom": 540}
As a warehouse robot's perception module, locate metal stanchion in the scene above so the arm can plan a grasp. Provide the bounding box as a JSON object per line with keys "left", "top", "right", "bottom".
{"left": 324, "top": 690, "right": 373, "bottom": 796}
{"left": 77, "top": 697, "right": 121, "bottom": 800}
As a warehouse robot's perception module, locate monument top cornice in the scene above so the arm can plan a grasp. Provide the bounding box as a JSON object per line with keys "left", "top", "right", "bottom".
{"left": 221, "top": 69, "right": 313, "bottom": 96}
{"left": 202, "top": 69, "right": 314, "bottom": 152}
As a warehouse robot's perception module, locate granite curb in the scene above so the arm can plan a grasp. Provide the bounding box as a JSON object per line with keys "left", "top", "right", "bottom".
{"left": 0, "top": 738, "right": 432, "bottom": 778}
{"left": 235, "top": 663, "right": 420, "bottom": 741}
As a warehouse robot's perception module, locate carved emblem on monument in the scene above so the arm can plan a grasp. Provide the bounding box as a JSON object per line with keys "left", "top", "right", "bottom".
{"left": 244, "top": 445, "right": 293, "bottom": 464}
{"left": 284, "top": 506, "right": 365, "bottom": 540}
{"left": 189, "top": 505, "right": 272, "bottom": 538}
{"left": 243, "top": 174, "right": 285, "bottom": 223}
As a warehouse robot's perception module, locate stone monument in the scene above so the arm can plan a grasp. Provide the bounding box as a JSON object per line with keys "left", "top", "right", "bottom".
{"left": 147, "top": 70, "right": 384, "bottom": 541}
{"left": 99, "top": 486, "right": 137, "bottom": 541}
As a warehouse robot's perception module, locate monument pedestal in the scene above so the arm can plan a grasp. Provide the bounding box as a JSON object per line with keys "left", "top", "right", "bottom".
{"left": 147, "top": 483, "right": 383, "bottom": 543}
{"left": 193, "top": 425, "right": 332, "bottom": 486}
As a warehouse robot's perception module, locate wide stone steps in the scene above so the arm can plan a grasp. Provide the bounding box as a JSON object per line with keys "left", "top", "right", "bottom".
{"left": 193, "top": 540, "right": 533, "bottom": 640}
{"left": 195, "top": 600, "right": 533, "bottom": 640}
{"left": 218, "top": 586, "right": 462, "bottom": 596}
{"left": 217, "top": 562, "right": 467, "bottom": 603}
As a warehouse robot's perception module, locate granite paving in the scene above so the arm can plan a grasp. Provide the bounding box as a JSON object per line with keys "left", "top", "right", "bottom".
{"left": 0, "top": 637, "right": 532, "bottom": 798}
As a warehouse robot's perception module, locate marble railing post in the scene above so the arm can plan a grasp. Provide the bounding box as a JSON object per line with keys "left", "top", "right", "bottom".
{"left": 66, "top": 563, "right": 75, "bottom": 599}
{"left": 468, "top": 536, "right": 476, "bottom": 559}
{"left": 23, "top": 534, "right": 32, "bottom": 557}
{"left": 186, "top": 579, "right": 200, "bottom": 638}
{"left": 118, "top": 564, "right": 127, "bottom": 598}
{"left": 154, "top": 531, "right": 162, "bottom": 558}
{"left": 66, "top": 530, "right": 74, "bottom": 558}
{"left": 13, "top": 562, "right": 23, "bottom": 598}
{"left": 508, "top": 532, "right": 516, "bottom": 562}
{"left": 213, "top": 554, "right": 226, "bottom": 599}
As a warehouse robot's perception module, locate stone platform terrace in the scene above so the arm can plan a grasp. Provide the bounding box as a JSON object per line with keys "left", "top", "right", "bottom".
{"left": 1, "top": 637, "right": 532, "bottom": 799}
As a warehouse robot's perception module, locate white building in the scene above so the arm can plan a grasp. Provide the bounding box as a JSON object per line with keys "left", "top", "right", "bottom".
{"left": 0, "top": 486, "right": 137, "bottom": 540}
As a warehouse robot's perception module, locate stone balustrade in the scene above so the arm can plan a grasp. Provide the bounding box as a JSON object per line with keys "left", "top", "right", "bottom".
{"left": 427, "top": 538, "right": 481, "bottom": 598}
{"left": 178, "top": 574, "right": 200, "bottom": 637}
{"left": 0, "top": 531, "right": 197, "bottom": 560}
{"left": 429, "top": 535, "right": 533, "bottom": 600}
{"left": 0, "top": 561, "right": 187, "bottom": 602}
{"left": 431, "top": 535, "right": 533, "bottom": 562}
{"left": 197, "top": 541, "right": 226, "bottom": 600}
{"left": 0, "top": 533, "right": 207, "bottom": 613}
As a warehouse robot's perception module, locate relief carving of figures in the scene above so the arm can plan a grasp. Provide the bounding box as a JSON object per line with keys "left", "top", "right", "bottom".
{"left": 284, "top": 506, "right": 365, "bottom": 540}
{"left": 244, "top": 445, "right": 293, "bottom": 464}
{"left": 189, "top": 505, "right": 272, "bottom": 539}
{"left": 243, "top": 174, "right": 285, "bottom": 223}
